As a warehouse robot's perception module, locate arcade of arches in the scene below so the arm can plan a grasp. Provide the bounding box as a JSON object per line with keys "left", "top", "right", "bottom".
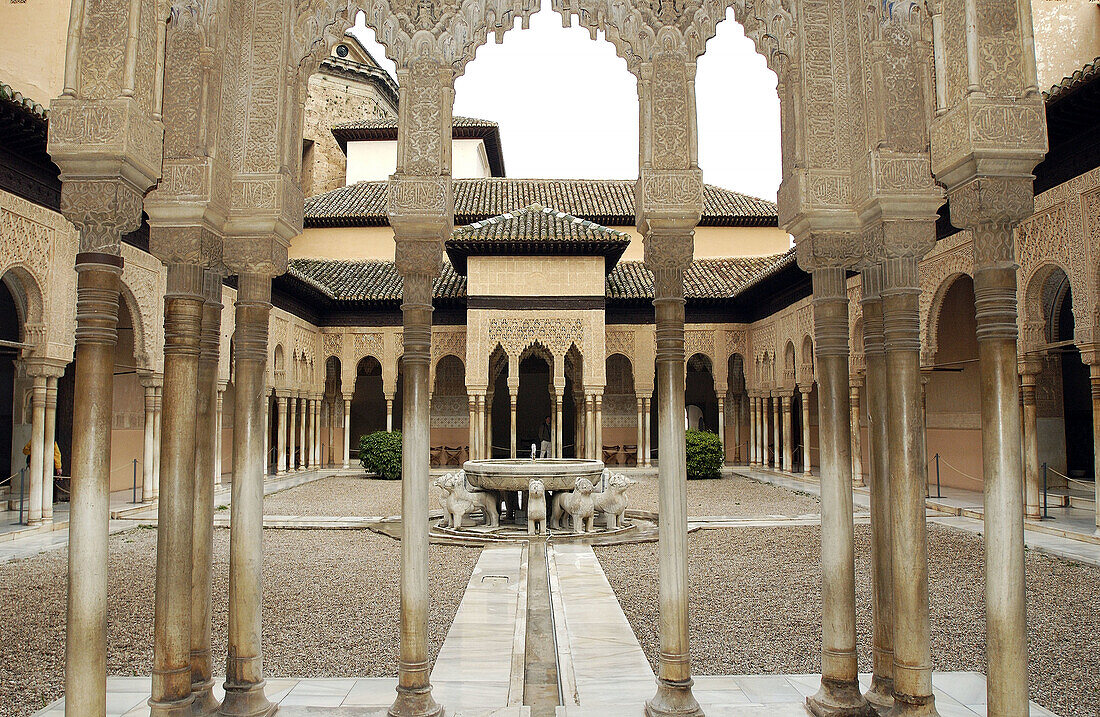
{"left": 1, "top": 0, "right": 1098, "bottom": 714}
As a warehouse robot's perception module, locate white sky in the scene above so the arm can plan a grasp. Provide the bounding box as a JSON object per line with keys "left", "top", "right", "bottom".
{"left": 349, "top": 0, "right": 781, "bottom": 201}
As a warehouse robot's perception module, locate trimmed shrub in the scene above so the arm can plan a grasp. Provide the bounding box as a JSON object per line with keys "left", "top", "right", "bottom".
{"left": 686, "top": 429, "right": 723, "bottom": 479}
{"left": 359, "top": 431, "right": 402, "bottom": 480}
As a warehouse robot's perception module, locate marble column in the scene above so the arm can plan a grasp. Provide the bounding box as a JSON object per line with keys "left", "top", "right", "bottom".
{"left": 261, "top": 394, "right": 269, "bottom": 477}
{"left": 643, "top": 397, "right": 652, "bottom": 467}
{"left": 287, "top": 396, "right": 297, "bottom": 471}
{"left": 390, "top": 262, "right": 443, "bottom": 717}
{"left": 222, "top": 273, "right": 275, "bottom": 716}
{"left": 509, "top": 387, "right": 518, "bottom": 459}
{"left": 749, "top": 396, "right": 757, "bottom": 466}
{"left": 717, "top": 396, "right": 726, "bottom": 464}
{"left": 594, "top": 392, "right": 603, "bottom": 462}
{"left": 65, "top": 254, "right": 124, "bottom": 716}
{"left": 299, "top": 398, "right": 308, "bottom": 469}
{"left": 586, "top": 394, "right": 596, "bottom": 460}
{"left": 26, "top": 373, "right": 46, "bottom": 525}
{"left": 42, "top": 374, "right": 58, "bottom": 521}
{"left": 850, "top": 380, "right": 864, "bottom": 487}
{"left": 773, "top": 395, "right": 781, "bottom": 470}
{"left": 645, "top": 258, "right": 702, "bottom": 717}
{"left": 343, "top": 398, "right": 352, "bottom": 468}
{"left": 153, "top": 386, "right": 162, "bottom": 500}
{"left": 781, "top": 395, "right": 792, "bottom": 473}
{"left": 315, "top": 399, "right": 322, "bottom": 466}
{"left": 801, "top": 387, "right": 813, "bottom": 476}
{"left": 276, "top": 396, "right": 288, "bottom": 474}
{"left": 190, "top": 271, "right": 221, "bottom": 715}
{"left": 486, "top": 392, "right": 494, "bottom": 458}
{"left": 732, "top": 396, "right": 741, "bottom": 463}
{"left": 1091, "top": 364, "right": 1100, "bottom": 531}
{"left": 143, "top": 381, "right": 158, "bottom": 502}
{"left": 882, "top": 256, "right": 936, "bottom": 716}
{"left": 860, "top": 266, "right": 894, "bottom": 708}
{"left": 468, "top": 397, "right": 477, "bottom": 462}
{"left": 386, "top": 395, "right": 394, "bottom": 432}
{"left": 1019, "top": 364, "right": 1041, "bottom": 519}
{"left": 150, "top": 263, "right": 204, "bottom": 717}
{"left": 637, "top": 396, "right": 646, "bottom": 466}
{"left": 761, "top": 396, "right": 770, "bottom": 468}
{"left": 556, "top": 388, "right": 565, "bottom": 459}
{"left": 214, "top": 389, "right": 224, "bottom": 485}
{"left": 806, "top": 266, "right": 870, "bottom": 717}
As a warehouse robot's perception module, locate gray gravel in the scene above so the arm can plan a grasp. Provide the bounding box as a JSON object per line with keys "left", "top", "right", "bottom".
{"left": 0, "top": 526, "right": 479, "bottom": 717}
{"left": 264, "top": 476, "right": 444, "bottom": 517}
{"left": 628, "top": 473, "right": 822, "bottom": 517}
{"left": 596, "top": 523, "right": 1100, "bottom": 717}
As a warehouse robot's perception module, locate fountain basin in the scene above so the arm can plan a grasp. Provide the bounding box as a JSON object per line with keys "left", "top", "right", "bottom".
{"left": 462, "top": 458, "right": 605, "bottom": 492}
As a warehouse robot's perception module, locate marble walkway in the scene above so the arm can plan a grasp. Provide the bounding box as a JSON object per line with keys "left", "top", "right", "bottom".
{"left": 34, "top": 541, "right": 1059, "bottom": 717}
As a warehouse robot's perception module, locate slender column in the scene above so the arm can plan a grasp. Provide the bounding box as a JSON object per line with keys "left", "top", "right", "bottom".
{"left": 42, "top": 375, "right": 59, "bottom": 521}
{"left": 143, "top": 382, "right": 157, "bottom": 502}
{"left": 26, "top": 373, "right": 47, "bottom": 525}
{"left": 313, "top": 399, "right": 321, "bottom": 467}
{"left": 276, "top": 397, "right": 288, "bottom": 474}
{"left": 637, "top": 396, "right": 646, "bottom": 467}
{"left": 190, "top": 271, "right": 222, "bottom": 715}
{"left": 860, "top": 266, "right": 895, "bottom": 708}
{"left": 261, "top": 394, "right": 268, "bottom": 477}
{"left": 773, "top": 395, "right": 781, "bottom": 469}
{"left": 343, "top": 398, "right": 352, "bottom": 468}
{"left": 327, "top": 400, "right": 334, "bottom": 466}
{"left": 585, "top": 394, "right": 595, "bottom": 460}
{"left": 801, "top": 388, "right": 813, "bottom": 476}
{"left": 574, "top": 393, "right": 584, "bottom": 459}
{"left": 1091, "top": 364, "right": 1100, "bottom": 531}
{"left": 468, "top": 397, "right": 477, "bottom": 462}
{"left": 594, "top": 392, "right": 603, "bottom": 462}
{"left": 781, "top": 395, "right": 792, "bottom": 473}
{"left": 386, "top": 395, "right": 394, "bottom": 432}
{"left": 973, "top": 256, "right": 1028, "bottom": 714}
{"left": 298, "top": 398, "right": 307, "bottom": 469}
{"left": 717, "top": 396, "right": 726, "bottom": 464}
{"left": 882, "top": 256, "right": 936, "bottom": 716}
{"left": 287, "top": 397, "right": 297, "bottom": 471}
{"left": 150, "top": 263, "right": 204, "bottom": 717}
{"left": 732, "top": 396, "right": 741, "bottom": 463}
{"left": 556, "top": 389, "right": 565, "bottom": 459}
{"left": 65, "top": 254, "right": 124, "bottom": 717}
{"left": 214, "top": 390, "right": 224, "bottom": 485}
{"left": 761, "top": 396, "right": 770, "bottom": 467}
{"left": 748, "top": 396, "right": 756, "bottom": 466}
{"left": 390, "top": 264, "right": 443, "bottom": 717}
{"left": 645, "top": 261, "right": 702, "bottom": 716}
{"left": 806, "top": 266, "right": 871, "bottom": 717}
{"left": 222, "top": 273, "right": 275, "bottom": 716}
{"left": 643, "top": 397, "right": 652, "bottom": 467}
{"left": 509, "top": 387, "right": 518, "bottom": 459}
{"left": 153, "top": 386, "right": 162, "bottom": 499}
{"left": 1019, "top": 366, "right": 1041, "bottom": 519}
{"left": 486, "top": 392, "right": 494, "bottom": 458}
{"left": 850, "top": 380, "right": 864, "bottom": 487}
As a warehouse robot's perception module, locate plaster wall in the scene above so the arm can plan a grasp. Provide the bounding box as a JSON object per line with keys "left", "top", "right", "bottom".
{"left": 619, "top": 225, "right": 791, "bottom": 260}
{"left": 0, "top": 2, "right": 66, "bottom": 102}
{"left": 1032, "top": 1, "right": 1100, "bottom": 90}
{"left": 291, "top": 226, "right": 397, "bottom": 260}
{"left": 346, "top": 138, "right": 491, "bottom": 183}
{"left": 467, "top": 256, "right": 606, "bottom": 296}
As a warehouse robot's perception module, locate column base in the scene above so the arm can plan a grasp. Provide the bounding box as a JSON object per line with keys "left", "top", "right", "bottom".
{"left": 645, "top": 677, "right": 704, "bottom": 717}
{"left": 864, "top": 674, "right": 894, "bottom": 710}
{"left": 388, "top": 683, "right": 443, "bottom": 717}
{"left": 887, "top": 693, "right": 938, "bottom": 717}
{"left": 219, "top": 679, "right": 276, "bottom": 717}
{"left": 148, "top": 693, "right": 195, "bottom": 717}
{"left": 806, "top": 678, "right": 877, "bottom": 717}
{"left": 191, "top": 678, "right": 222, "bottom": 717}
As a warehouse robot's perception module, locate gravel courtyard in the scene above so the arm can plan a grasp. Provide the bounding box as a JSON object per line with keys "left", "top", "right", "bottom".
{"left": 262, "top": 475, "right": 439, "bottom": 517}
{"left": 596, "top": 523, "right": 1100, "bottom": 717}
{"left": 628, "top": 472, "right": 823, "bottom": 516}
{"left": 0, "top": 527, "right": 479, "bottom": 717}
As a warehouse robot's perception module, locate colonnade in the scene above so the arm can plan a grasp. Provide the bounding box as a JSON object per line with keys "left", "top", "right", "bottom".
{"left": 748, "top": 388, "right": 811, "bottom": 474}
{"left": 271, "top": 393, "right": 326, "bottom": 473}
{"left": 19, "top": 362, "right": 64, "bottom": 523}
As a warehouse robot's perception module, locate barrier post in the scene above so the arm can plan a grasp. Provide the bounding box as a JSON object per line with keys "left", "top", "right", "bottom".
{"left": 1041, "top": 462, "right": 1048, "bottom": 519}
{"left": 132, "top": 458, "right": 138, "bottom": 503}
{"left": 18, "top": 467, "right": 26, "bottom": 524}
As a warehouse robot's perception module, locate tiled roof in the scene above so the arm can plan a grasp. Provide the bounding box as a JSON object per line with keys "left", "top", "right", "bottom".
{"left": 1044, "top": 56, "right": 1100, "bottom": 103}
{"left": 304, "top": 178, "right": 779, "bottom": 227}
{"left": 450, "top": 204, "right": 630, "bottom": 243}
{"left": 332, "top": 116, "right": 498, "bottom": 131}
{"left": 285, "top": 253, "right": 791, "bottom": 302}
{"left": 607, "top": 254, "right": 789, "bottom": 301}
{"left": 330, "top": 117, "right": 506, "bottom": 176}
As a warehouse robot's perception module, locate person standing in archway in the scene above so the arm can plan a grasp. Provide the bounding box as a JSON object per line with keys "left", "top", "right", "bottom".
{"left": 538, "top": 416, "right": 551, "bottom": 458}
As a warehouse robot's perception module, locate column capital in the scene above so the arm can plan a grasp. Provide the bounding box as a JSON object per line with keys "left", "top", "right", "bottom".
{"left": 24, "top": 357, "right": 67, "bottom": 379}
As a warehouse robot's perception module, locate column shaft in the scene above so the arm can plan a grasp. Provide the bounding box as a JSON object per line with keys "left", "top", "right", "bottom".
{"left": 595, "top": 393, "right": 603, "bottom": 462}
{"left": 860, "top": 276, "right": 895, "bottom": 708}
{"left": 773, "top": 397, "right": 781, "bottom": 469}
{"left": 637, "top": 397, "right": 645, "bottom": 467}
{"left": 222, "top": 273, "right": 275, "bottom": 716}
{"left": 973, "top": 263, "right": 1028, "bottom": 715}
{"left": 299, "top": 398, "right": 307, "bottom": 469}
{"left": 142, "top": 385, "right": 157, "bottom": 503}
{"left": 276, "top": 398, "right": 288, "bottom": 474}
{"left": 215, "top": 391, "right": 224, "bottom": 485}
{"left": 43, "top": 376, "right": 58, "bottom": 521}
{"left": 65, "top": 256, "right": 123, "bottom": 717}
{"left": 152, "top": 387, "right": 162, "bottom": 500}
{"left": 26, "top": 374, "right": 47, "bottom": 525}
{"left": 749, "top": 397, "right": 757, "bottom": 465}
{"left": 150, "top": 264, "right": 204, "bottom": 716}
{"left": 850, "top": 383, "right": 864, "bottom": 486}
{"left": 717, "top": 396, "right": 726, "bottom": 465}
{"left": 643, "top": 398, "right": 652, "bottom": 467}
{"left": 781, "top": 396, "right": 792, "bottom": 472}
{"left": 190, "top": 273, "right": 221, "bottom": 715}
{"left": 762, "top": 397, "right": 770, "bottom": 467}
{"left": 509, "top": 389, "right": 518, "bottom": 459}
{"left": 1020, "top": 375, "right": 1041, "bottom": 519}
{"left": 806, "top": 267, "right": 871, "bottom": 716}
{"left": 645, "top": 266, "right": 701, "bottom": 716}
{"left": 287, "top": 398, "right": 297, "bottom": 470}
{"left": 343, "top": 399, "right": 352, "bottom": 468}
{"left": 801, "top": 390, "right": 813, "bottom": 476}
{"left": 386, "top": 397, "right": 394, "bottom": 432}
{"left": 556, "top": 390, "right": 565, "bottom": 459}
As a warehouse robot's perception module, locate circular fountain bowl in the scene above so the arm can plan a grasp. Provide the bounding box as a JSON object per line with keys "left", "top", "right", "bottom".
{"left": 462, "top": 458, "right": 605, "bottom": 492}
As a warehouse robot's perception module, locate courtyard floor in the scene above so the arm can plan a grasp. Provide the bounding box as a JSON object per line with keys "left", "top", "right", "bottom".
{"left": 6, "top": 473, "right": 1097, "bottom": 717}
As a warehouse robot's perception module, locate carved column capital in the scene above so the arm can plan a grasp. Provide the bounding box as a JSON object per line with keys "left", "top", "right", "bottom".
{"left": 58, "top": 179, "right": 146, "bottom": 255}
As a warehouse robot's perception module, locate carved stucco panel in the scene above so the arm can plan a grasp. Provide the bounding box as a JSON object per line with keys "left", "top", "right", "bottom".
{"left": 918, "top": 230, "right": 974, "bottom": 365}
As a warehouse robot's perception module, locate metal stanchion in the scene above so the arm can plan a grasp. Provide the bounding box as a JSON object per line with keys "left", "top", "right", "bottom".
{"left": 18, "top": 467, "right": 26, "bottom": 524}
{"left": 132, "top": 458, "right": 138, "bottom": 503}
{"left": 1042, "top": 462, "right": 1049, "bottom": 519}
{"left": 934, "top": 452, "right": 942, "bottom": 498}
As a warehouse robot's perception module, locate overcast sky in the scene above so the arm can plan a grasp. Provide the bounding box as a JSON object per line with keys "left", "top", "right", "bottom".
{"left": 349, "top": 0, "right": 782, "bottom": 201}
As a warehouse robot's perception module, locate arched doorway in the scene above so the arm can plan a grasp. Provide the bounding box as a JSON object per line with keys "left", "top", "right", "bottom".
{"left": 727, "top": 353, "right": 746, "bottom": 464}
{"left": 323, "top": 356, "right": 342, "bottom": 467}
{"left": 0, "top": 278, "right": 19, "bottom": 490}
{"left": 431, "top": 355, "right": 468, "bottom": 467}
{"left": 605, "top": 353, "right": 637, "bottom": 466}
{"left": 685, "top": 353, "right": 718, "bottom": 432}
{"left": 351, "top": 356, "right": 386, "bottom": 459}
{"left": 515, "top": 350, "right": 551, "bottom": 458}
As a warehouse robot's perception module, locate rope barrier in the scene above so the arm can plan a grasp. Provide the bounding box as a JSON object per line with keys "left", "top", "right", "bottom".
{"left": 936, "top": 455, "right": 984, "bottom": 488}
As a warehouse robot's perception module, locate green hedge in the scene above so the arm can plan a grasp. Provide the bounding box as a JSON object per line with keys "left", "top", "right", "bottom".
{"left": 359, "top": 431, "right": 402, "bottom": 480}
{"left": 686, "top": 429, "right": 723, "bottom": 479}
